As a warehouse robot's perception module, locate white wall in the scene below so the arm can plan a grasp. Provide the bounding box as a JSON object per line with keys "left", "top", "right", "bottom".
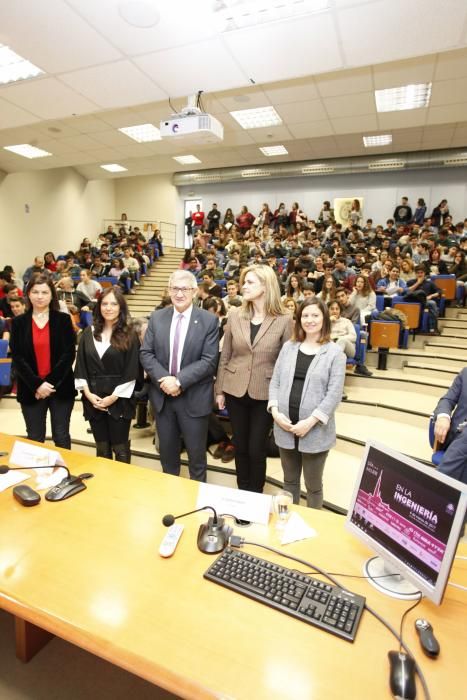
{"left": 0, "top": 168, "right": 115, "bottom": 276}
{"left": 115, "top": 173, "right": 179, "bottom": 245}
{"left": 176, "top": 167, "right": 467, "bottom": 229}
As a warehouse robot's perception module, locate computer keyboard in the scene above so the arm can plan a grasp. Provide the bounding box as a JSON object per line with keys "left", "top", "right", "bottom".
{"left": 204, "top": 547, "right": 365, "bottom": 642}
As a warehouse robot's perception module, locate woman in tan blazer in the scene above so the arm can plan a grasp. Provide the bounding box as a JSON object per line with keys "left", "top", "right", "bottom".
{"left": 216, "top": 265, "right": 293, "bottom": 492}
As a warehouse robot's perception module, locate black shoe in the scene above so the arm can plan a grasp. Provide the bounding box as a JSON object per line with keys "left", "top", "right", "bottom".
{"left": 342, "top": 393, "right": 348, "bottom": 401}
{"left": 354, "top": 365, "right": 373, "bottom": 377}
{"left": 212, "top": 441, "right": 228, "bottom": 459}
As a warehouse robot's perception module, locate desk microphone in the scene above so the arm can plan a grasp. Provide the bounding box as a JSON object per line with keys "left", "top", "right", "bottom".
{"left": 0, "top": 464, "right": 93, "bottom": 502}
{"left": 162, "top": 506, "right": 232, "bottom": 555}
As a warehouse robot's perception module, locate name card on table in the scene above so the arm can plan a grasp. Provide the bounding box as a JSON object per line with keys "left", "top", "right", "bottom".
{"left": 196, "top": 483, "right": 272, "bottom": 526}
{"left": 8, "top": 440, "right": 68, "bottom": 490}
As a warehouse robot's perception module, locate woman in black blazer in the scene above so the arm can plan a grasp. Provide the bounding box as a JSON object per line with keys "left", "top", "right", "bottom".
{"left": 10, "top": 273, "right": 76, "bottom": 448}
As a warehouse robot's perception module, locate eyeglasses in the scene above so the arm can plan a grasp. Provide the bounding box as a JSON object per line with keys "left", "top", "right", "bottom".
{"left": 169, "top": 286, "right": 194, "bottom": 295}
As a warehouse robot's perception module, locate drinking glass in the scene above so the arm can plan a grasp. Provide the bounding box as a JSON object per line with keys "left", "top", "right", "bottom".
{"left": 273, "top": 490, "right": 293, "bottom": 530}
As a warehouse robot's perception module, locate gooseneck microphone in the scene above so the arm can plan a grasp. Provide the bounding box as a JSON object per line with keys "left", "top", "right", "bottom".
{"left": 0, "top": 463, "right": 72, "bottom": 478}
{"left": 162, "top": 506, "right": 219, "bottom": 527}
{"left": 162, "top": 505, "right": 232, "bottom": 555}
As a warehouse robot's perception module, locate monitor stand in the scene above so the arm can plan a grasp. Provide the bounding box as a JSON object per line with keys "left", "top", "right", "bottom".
{"left": 364, "top": 556, "right": 421, "bottom": 600}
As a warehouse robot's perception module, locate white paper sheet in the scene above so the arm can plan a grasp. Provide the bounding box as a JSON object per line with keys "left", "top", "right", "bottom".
{"left": 9, "top": 440, "right": 66, "bottom": 470}
{"left": 0, "top": 470, "right": 30, "bottom": 493}
{"left": 280, "top": 512, "right": 317, "bottom": 545}
{"left": 196, "top": 483, "right": 272, "bottom": 526}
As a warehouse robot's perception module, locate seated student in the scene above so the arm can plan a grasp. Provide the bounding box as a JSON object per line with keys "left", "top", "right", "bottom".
{"left": 56, "top": 275, "right": 93, "bottom": 313}
{"left": 405, "top": 264, "right": 440, "bottom": 333}
{"left": 224, "top": 280, "right": 242, "bottom": 309}
{"left": 77, "top": 268, "right": 102, "bottom": 301}
{"left": 200, "top": 270, "right": 222, "bottom": 298}
{"left": 109, "top": 257, "right": 134, "bottom": 294}
{"left": 224, "top": 250, "right": 241, "bottom": 278}
{"left": 329, "top": 300, "right": 356, "bottom": 358}
{"left": 302, "top": 283, "right": 315, "bottom": 299}
{"left": 0, "top": 283, "right": 23, "bottom": 318}
{"left": 376, "top": 265, "right": 407, "bottom": 298}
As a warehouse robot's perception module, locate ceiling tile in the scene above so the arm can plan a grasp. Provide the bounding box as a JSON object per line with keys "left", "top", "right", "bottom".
{"left": 288, "top": 121, "right": 334, "bottom": 139}
{"left": 134, "top": 38, "right": 249, "bottom": 98}
{"left": 2, "top": 78, "right": 99, "bottom": 120}
{"left": 315, "top": 68, "right": 373, "bottom": 98}
{"left": 276, "top": 100, "right": 328, "bottom": 124}
{"left": 248, "top": 126, "right": 294, "bottom": 144}
{"left": 0, "top": 99, "right": 40, "bottom": 129}
{"left": 60, "top": 62, "right": 168, "bottom": 109}
{"left": 430, "top": 77, "right": 467, "bottom": 106}
{"left": 426, "top": 103, "right": 467, "bottom": 125}
{"left": 263, "top": 79, "right": 319, "bottom": 104}
{"left": 434, "top": 48, "right": 467, "bottom": 80}
{"left": 339, "top": 0, "right": 467, "bottom": 66}
{"left": 0, "top": 0, "right": 121, "bottom": 73}
{"left": 217, "top": 89, "right": 271, "bottom": 113}
{"left": 222, "top": 14, "right": 343, "bottom": 84}
{"left": 372, "top": 55, "right": 436, "bottom": 90}
{"left": 377, "top": 109, "right": 428, "bottom": 130}
{"left": 323, "top": 92, "right": 375, "bottom": 118}
{"left": 330, "top": 114, "right": 379, "bottom": 134}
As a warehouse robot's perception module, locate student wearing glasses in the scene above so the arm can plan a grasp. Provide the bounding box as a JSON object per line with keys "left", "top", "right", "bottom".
{"left": 140, "top": 270, "right": 219, "bottom": 481}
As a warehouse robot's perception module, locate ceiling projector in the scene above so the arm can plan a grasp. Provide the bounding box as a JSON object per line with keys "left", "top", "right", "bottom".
{"left": 160, "top": 97, "right": 224, "bottom": 144}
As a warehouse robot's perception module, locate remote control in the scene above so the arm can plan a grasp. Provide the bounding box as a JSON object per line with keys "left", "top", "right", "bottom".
{"left": 159, "top": 523, "right": 184, "bottom": 557}
{"left": 415, "top": 618, "right": 440, "bottom": 658}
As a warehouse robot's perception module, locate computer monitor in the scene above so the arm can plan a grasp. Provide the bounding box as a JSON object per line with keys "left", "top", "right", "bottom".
{"left": 345, "top": 440, "right": 467, "bottom": 604}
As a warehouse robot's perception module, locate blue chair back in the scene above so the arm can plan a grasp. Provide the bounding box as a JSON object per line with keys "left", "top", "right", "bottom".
{"left": 0, "top": 339, "right": 8, "bottom": 358}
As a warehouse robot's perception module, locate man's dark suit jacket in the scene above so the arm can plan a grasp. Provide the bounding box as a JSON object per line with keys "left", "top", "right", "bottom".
{"left": 140, "top": 305, "right": 219, "bottom": 417}
{"left": 434, "top": 368, "right": 467, "bottom": 445}
{"left": 10, "top": 310, "right": 76, "bottom": 405}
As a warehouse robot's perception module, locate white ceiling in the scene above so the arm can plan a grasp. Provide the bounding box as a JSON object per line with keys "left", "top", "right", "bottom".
{"left": 0, "top": 0, "right": 466, "bottom": 179}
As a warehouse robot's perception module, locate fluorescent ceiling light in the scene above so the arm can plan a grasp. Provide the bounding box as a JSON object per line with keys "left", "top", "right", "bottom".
{"left": 259, "top": 145, "right": 288, "bottom": 156}
{"left": 302, "top": 164, "right": 334, "bottom": 174}
{"left": 241, "top": 169, "right": 271, "bottom": 178}
{"left": 230, "top": 106, "right": 282, "bottom": 130}
{"left": 100, "top": 163, "right": 128, "bottom": 172}
{"left": 173, "top": 155, "right": 202, "bottom": 165}
{"left": 188, "top": 173, "right": 222, "bottom": 183}
{"left": 375, "top": 83, "right": 432, "bottom": 113}
{"left": 0, "top": 44, "right": 44, "bottom": 85}
{"left": 363, "top": 134, "right": 392, "bottom": 147}
{"left": 119, "top": 123, "right": 161, "bottom": 142}
{"left": 368, "top": 159, "right": 405, "bottom": 171}
{"left": 4, "top": 144, "right": 51, "bottom": 159}
{"left": 214, "top": 0, "right": 330, "bottom": 32}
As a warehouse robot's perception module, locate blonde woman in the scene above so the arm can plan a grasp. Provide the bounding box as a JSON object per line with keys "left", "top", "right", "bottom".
{"left": 216, "top": 265, "right": 293, "bottom": 493}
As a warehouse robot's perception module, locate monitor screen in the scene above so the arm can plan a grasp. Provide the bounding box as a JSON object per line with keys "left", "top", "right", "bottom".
{"left": 345, "top": 440, "right": 467, "bottom": 604}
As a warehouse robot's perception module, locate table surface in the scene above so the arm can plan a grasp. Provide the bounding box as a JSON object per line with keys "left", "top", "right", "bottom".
{"left": 0, "top": 433, "right": 465, "bottom": 700}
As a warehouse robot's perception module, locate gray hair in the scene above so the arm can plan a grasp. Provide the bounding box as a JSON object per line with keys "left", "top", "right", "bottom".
{"left": 168, "top": 269, "right": 197, "bottom": 289}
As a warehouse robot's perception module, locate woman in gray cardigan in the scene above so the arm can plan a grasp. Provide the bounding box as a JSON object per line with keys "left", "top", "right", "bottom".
{"left": 268, "top": 298, "right": 346, "bottom": 508}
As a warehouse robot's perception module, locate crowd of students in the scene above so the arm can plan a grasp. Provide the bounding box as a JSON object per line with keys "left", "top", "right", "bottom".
{"left": 1, "top": 197, "right": 466, "bottom": 509}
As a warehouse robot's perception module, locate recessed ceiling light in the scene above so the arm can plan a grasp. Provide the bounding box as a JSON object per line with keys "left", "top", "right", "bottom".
{"left": 100, "top": 163, "right": 128, "bottom": 172}
{"left": 302, "top": 164, "right": 334, "bottom": 174}
{"left": 375, "top": 83, "right": 432, "bottom": 113}
{"left": 4, "top": 144, "right": 51, "bottom": 159}
{"left": 363, "top": 134, "right": 392, "bottom": 147}
{"left": 173, "top": 155, "right": 202, "bottom": 165}
{"left": 368, "top": 159, "right": 405, "bottom": 171}
{"left": 118, "top": 1, "right": 160, "bottom": 28}
{"left": 0, "top": 44, "right": 44, "bottom": 85}
{"left": 214, "top": 0, "right": 330, "bottom": 32}
{"left": 230, "top": 106, "right": 282, "bottom": 130}
{"left": 259, "top": 145, "right": 288, "bottom": 156}
{"left": 241, "top": 168, "right": 271, "bottom": 178}
{"left": 119, "top": 123, "right": 161, "bottom": 142}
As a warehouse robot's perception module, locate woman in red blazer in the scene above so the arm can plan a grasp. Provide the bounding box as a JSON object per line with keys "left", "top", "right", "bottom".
{"left": 216, "top": 265, "right": 292, "bottom": 492}
{"left": 10, "top": 273, "right": 76, "bottom": 448}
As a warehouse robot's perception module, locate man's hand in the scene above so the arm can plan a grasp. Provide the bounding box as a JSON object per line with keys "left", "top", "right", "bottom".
{"left": 434, "top": 416, "right": 450, "bottom": 444}
{"left": 159, "top": 376, "right": 181, "bottom": 396}
{"left": 216, "top": 393, "right": 226, "bottom": 411}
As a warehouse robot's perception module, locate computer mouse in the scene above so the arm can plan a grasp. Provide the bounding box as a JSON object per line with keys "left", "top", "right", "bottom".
{"left": 388, "top": 650, "right": 416, "bottom": 699}
{"left": 13, "top": 484, "right": 41, "bottom": 507}
{"left": 45, "top": 477, "right": 87, "bottom": 502}
{"left": 197, "top": 522, "right": 232, "bottom": 554}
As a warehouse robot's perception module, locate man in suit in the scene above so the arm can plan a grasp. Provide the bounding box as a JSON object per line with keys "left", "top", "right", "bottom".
{"left": 140, "top": 270, "right": 219, "bottom": 481}
{"left": 433, "top": 368, "right": 467, "bottom": 484}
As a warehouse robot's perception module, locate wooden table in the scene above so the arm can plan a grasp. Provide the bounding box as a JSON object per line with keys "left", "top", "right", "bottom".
{"left": 0, "top": 434, "right": 465, "bottom": 700}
